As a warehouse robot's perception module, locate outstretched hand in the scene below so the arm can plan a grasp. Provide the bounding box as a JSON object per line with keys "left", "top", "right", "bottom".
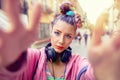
{"left": 88, "top": 12, "right": 120, "bottom": 80}
{"left": 0, "top": 0, "right": 42, "bottom": 67}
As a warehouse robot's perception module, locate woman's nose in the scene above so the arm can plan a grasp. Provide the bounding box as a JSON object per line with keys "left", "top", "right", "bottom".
{"left": 58, "top": 36, "right": 64, "bottom": 44}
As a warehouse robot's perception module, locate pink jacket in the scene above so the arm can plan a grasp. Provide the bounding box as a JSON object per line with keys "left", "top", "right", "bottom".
{"left": 0, "top": 48, "right": 95, "bottom": 80}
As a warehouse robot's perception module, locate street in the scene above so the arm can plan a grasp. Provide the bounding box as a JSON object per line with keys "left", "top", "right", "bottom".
{"left": 70, "top": 39, "right": 88, "bottom": 57}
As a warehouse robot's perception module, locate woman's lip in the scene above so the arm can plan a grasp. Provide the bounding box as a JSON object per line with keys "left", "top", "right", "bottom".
{"left": 56, "top": 46, "right": 64, "bottom": 50}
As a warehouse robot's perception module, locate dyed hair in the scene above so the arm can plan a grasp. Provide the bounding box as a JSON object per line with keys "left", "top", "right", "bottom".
{"left": 51, "top": 2, "right": 81, "bottom": 30}
{"left": 52, "top": 14, "right": 76, "bottom": 28}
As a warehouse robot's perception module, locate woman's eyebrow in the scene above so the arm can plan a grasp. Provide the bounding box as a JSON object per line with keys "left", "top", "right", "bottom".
{"left": 55, "top": 29, "right": 61, "bottom": 33}
{"left": 55, "top": 29, "right": 73, "bottom": 35}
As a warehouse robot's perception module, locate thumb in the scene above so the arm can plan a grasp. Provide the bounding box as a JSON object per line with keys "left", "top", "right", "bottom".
{"left": 90, "top": 12, "right": 108, "bottom": 46}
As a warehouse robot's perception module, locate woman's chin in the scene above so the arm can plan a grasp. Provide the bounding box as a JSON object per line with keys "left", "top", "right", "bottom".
{"left": 55, "top": 49, "right": 64, "bottom": 54}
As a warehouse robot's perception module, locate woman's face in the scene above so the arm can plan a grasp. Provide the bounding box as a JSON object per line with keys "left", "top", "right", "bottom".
{"left": 50, "top": 20, "right": 76, "bottom": 53}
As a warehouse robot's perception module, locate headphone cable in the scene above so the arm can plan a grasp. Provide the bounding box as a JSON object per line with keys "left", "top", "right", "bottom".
{"left": 50, "top": 59, "right": 55, "bottom": 80}
{"left": 50, "top": 59, "right": 66, "bottom": 80}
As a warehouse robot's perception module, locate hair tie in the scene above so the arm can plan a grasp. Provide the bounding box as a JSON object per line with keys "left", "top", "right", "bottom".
{"left": 66, "top": 11, "right": 75, "bottom": 17}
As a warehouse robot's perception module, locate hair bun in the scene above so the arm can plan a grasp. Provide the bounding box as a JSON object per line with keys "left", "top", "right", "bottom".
{"left": 60, "top": 2, "right": 74, "bottom": 15}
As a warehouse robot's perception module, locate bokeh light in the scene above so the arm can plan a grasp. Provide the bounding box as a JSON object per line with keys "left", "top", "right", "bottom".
{"left": 78, "top": 0, "right": 114, "bottom": 24}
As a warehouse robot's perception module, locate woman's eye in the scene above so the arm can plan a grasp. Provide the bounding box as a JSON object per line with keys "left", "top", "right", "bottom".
{"left": 54, "top": 31, "right": 60, "bottom": 36}
{"left": 66, "top": 35, "right": 72, "bottom": 39}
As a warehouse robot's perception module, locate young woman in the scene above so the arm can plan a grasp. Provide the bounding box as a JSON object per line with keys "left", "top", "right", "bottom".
{"left": 0, "top": 0, "right": 120, "bottom": 80}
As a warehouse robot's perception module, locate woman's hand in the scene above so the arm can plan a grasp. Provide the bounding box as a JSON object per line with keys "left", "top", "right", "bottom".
{"left": 88, "top": 12, "right": 120, "bottom": 80}
{"left": 0, "top": 0, "right": 42, "bottom": 67}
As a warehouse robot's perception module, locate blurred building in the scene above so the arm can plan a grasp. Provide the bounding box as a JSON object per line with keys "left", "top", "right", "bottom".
{"left": 26, "top": 0, "right": 86, "bottom": 40}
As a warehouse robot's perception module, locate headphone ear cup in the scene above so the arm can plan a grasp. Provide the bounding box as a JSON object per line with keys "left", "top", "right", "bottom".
{"left": 45, "top": 47, "right": 57, "bottom": 62}
{"left": 45, "top": 43, "right": 72, "bottom": 63}
{"left": 61, "top": 47, "right": 72, "bottom": 63}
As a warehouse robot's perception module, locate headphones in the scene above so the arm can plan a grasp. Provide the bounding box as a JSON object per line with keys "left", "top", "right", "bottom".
{"left": 45, "top": 43, "right": 72, "bottom": 63}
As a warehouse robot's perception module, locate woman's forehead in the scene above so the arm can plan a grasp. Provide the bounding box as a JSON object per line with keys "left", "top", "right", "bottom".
{"left": 53, "top": 20, "right": 76, "bottom": 34}
{"left": 53, "top": 20, "right": 75, "bottom": 29}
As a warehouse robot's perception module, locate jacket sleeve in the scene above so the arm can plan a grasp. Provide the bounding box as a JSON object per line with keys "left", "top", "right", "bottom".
{"left": 0, "top": 48, "right": 41, "bottom": 80}
{"left": 77, "top": 57, "right": 95, "bottom": 80}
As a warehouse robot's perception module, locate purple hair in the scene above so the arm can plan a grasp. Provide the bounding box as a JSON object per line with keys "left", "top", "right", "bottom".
{"left": 51, "top": 2, "right": 77, "bottom": 29}
{"left": 52, "top": 14, "right": 76, "bottom": 28}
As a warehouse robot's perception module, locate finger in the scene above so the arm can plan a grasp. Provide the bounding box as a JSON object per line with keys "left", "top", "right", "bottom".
{"left": 27, "top": 3, "right": 42, "bottom": 31}
{"left": 111, "top": 30, "right": 120, "bottom": 49}
{"left": 88, "top": 13, "right": 108, "bottom": 63}
{"left": 90, "top": 12, "right": 108, "bottom": 46}
{"left": 2, "top": 0, "right": 23, "bottom": 32}
{"left": 24, "top": 3, "right": 42, "bottom": 44}
{"left": 0, "top": 30, "right": 5, "bottom": 49}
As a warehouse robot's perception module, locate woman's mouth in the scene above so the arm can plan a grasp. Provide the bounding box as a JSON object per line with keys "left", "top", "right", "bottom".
{"left": 56, "top": 46, "right": 64, "bottom": 50}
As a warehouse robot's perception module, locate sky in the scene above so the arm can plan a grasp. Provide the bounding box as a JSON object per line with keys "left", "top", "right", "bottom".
{"left": 78, "top": 0, "right": 114, "bottom": 24}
